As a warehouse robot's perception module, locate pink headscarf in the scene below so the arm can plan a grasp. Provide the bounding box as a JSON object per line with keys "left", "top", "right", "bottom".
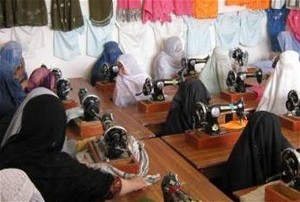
{"left": 27, "top": 65, "right": 57, "bottom": 93}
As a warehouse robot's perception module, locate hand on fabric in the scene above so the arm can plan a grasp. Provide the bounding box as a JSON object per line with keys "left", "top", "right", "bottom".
{"left": 119, "top": 176, "right": 149, "bottom": 196}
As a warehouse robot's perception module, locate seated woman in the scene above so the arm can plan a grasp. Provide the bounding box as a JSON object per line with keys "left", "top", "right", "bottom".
{"left": 0, "top": 90, "right": 149, "bottom": 201}
{"left": 113, "top": 54, "right": 149, "bottom": 107}
{"left": 199, "top": 46, "right": 232, "bottom": 94}
{"left": 256, "top": 50, "right": 300, "bottom": 115}
{"left": 26, "top": 65, "right": 57, "bottom": 93}
{"left": 90, "top": 41, "right": 123, "bottom": 86}
{"left": 223, "top": 111, "right": 292, "bottom": 193}
{"left": 152, "top": 36, "right": 184, "bottom": 80}
{"left": 0, "top": 41, "right": 27, "bottom": 142}
{"left": 159, "top": 79, "right": 211, "bottom": 136}
{"left": 0, "top": 168, "right": 44, "bottom": 202}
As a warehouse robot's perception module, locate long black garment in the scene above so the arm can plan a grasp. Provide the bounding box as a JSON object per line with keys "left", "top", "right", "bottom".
{"left": 0, "top": 94, "right": 115, "bottom": 202}
{"left": 223, "top": 111, "right": 292, "bottom": 193}
{"left": 160, "top": 79, "right": 211, "bottom": 136}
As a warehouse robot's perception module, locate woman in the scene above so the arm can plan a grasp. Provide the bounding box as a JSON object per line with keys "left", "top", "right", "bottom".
{"left": 91, "top": 41, "right": 123, "bottom": 86}
{"left": 160, "top": 79, "right": 211, "bottom": 136}
{"left": 0, "top": 91, "right": 149, "bottom": 202}
{"left": 113, "top": 54, "right": 149, "bottom": 107}
{"left": 0, "top": 41, "right": 26, "bottom": 142}
{"left": 152, "top": 36, "right": 184, "bottom": 80}
{"left": 256, "top": 50, "right": 300, "bottom": 115}
{"left": 199, "top": 46, "right": 232, "bottom": 94}
{"left": 223, "top": 111, "right": 292, "bottom": 193}
{"left": 26, "top": 65, "right": 57, "bottom": 93}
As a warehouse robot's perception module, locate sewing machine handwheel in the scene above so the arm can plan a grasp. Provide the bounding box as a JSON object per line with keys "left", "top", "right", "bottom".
{"left": 226, "top": 70, "right": 236, "bottom": 88}
{"left": 142, "top": 78, "right": 153, "bottom": 96}
{"left": 288, "top": 90, "right": 299, "bottom": 105}
{"left": 281, "top": 148, "right": 300, "bottom": 183}
{"left": 195, "top": 102, "right": 207, "bottom": 123}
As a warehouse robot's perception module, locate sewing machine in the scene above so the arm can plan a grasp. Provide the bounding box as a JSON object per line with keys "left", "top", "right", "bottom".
{"left": 265, "top": 148, "right": 300, "bottom": 202}
{"left": 51, "top": 68, "right": 77, "bottom": 109}
{"left": 95, "top": 63, "right": 118, "bottom": 92}
{"left": 179, "top": 55, "right": 210, "bottom": 77}
{"left": 280, "top": 90, "right": 300, "bottom": 131}
{"left": 185, "top": 99, "right": 246, "bottom": 149}
{"left": 87, "top": 112, "right": 139, "bottom": 173}
{"left": 136, "top": 76, "right": 184, "bottom": 113}
{"left": 71, "top": 88, "right": 103, "bottom": 139}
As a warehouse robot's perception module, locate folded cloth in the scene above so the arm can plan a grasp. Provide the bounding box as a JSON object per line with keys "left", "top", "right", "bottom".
{"left": 220, "top": 120, "right": 248, "bottom": 130}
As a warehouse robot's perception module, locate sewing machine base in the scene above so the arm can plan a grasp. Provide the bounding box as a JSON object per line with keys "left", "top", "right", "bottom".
{"left": 72, "top": 118, "right": 104, "bottom": 139}
{"left": 185, "top": 129, "right": 241, "bottom": 149}
{"left": 62, "top": 99, "right": 78, "bottom": 110}
{"left": 138, "top": 100, "right": 171, "bottom": 113}
{"left": 95, "top": 81, "right": 115, "bottom": 92}
{"left": 88, "top": 141, "right": 139, "bottom": 174}
{"left": 265, "top": 182, "right": 300, "bottom": 202}
{"left": 280, "top": 115, "right": 300, "bottom": 131}
{"left": 220, "top": 90, "right": 257, "bottom": 102}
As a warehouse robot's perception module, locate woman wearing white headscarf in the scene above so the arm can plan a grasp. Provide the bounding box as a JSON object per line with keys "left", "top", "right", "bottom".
{"left": 152, "top": 36, "right": 184, "bottom": 79}
{"left": 256, "top": 50, "right": 300, "bottom": 115}
{"left": 199, "top": 46, "right": 232, "bottom": 94}
{"left": 113, "top": 54, "right": 149, "bottom": 107}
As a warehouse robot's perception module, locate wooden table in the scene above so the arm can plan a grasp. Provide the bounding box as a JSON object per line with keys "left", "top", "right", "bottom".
{"left": 115, "top": 138, "right": 232, "bottom": 202}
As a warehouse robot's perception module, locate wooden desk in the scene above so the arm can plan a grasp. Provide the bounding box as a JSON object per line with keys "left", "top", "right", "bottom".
{"left": 115, "top": 138, "right": 232, "bottom": 202}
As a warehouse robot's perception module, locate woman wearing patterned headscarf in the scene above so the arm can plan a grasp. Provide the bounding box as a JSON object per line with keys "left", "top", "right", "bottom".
{"left": 0, "top": 91, "right": 149, "bottom": 201}
{"left": 152, "top": 36, "right": 184, "bottom": 80}
{"left": 90, "top": 41, "right": 123, "bottom": 86}
{"left": 0, "top": 41, "right": 26, "bottom": 141}
{"left": 113, "top": 54, "right": 150, "bottom": 107}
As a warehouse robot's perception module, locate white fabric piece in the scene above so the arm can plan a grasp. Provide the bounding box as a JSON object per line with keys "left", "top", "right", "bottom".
{"left": 116, "top": 21, "right": 155, "bottom": 76}
{"left": 53, "top": 26, "right": 84, "bottom": 61}
{"left": 215, "top": 12, "right": 241, "bottom": 49}
{"left": 152, "top": 36, "right": 184, "bottom": 79}
{"left": 271, "top": 0, "right": 286, "bottom": 9}
{"left": 199, "top": 46, "right": 232, "bottom": 94}
{"left": 86, "top": 16, "right": 115, "bottom": 58}
{"left": 184, "top": 17, "right": 214, "bottom": 57}
{"left": 239, "top": 10, "right": 265, "bottom": 47}
{"left": 1, "top": 87, "right": 57, "bottom": 148}
{"left": 11, "top": 26, "right": 46, "bottom": 58}
{"left": 0, "top": 168, "right": 44, "bottom": 202}
{"left": 256, "top": 50, "right": 300, "bottom": 115}
{"left": 113, "top": 54, "right": 150, "bottom": 107}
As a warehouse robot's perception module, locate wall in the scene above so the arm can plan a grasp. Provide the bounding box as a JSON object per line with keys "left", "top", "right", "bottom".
{"left": 0, "top": 0, "right": 271, "bottom": 80}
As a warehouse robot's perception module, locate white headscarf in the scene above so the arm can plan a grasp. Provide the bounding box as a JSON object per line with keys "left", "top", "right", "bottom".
{"left": 0, "top": 168, "right": 44, "bottom": 202}
{"left": 1, "top": 87, "right": 57, "bottom": 148}
{"left": 256, "top": 50, "right": 300, "bottom": 115}
{"left": 113, "top": 54, "right": 149, "bottom": 107}
{"left": 199, "top": 46, "right": 232, "bottom": 94}
{"left": 153, "top": 36, "right": 184, "bottom": 79}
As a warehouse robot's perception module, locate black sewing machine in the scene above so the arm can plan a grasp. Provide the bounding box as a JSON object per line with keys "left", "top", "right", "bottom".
{"left": 101, "top": 62, "right": 119, "bottom": 82}
{"left": 136, "top": 76, "right": 184, "bottom": 101}
{"left": 50, "top": 68, "right": 72, "bottom": 100}
{"left": 179, "top": 55, "right": 210, "bottom": 76}
{"left": 286, "top": 90, "right": 300, "bottom": 117}
{"left": 226, "top": 68, "right": 263, "bottom": 93}
{"left": 78, "top": 88, "right": 101, "bottom": 121}
{"left": 229, "top": 47, "right": 249, "bottom": 69}
{"left": 51, "top": 68, "right": 62, "bottom": 80}
{"left": 195, "top": 99, "right": 245, "bottom": 135}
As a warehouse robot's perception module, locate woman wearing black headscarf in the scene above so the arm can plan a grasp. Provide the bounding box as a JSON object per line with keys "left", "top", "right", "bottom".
{"left": 223, "top": 111, "right": 292, "bottom": 193}
{"left": 160, "top": 79, "right": 211, "bottom": 136}
{"left": 0, "top": 90, "right": 148, "bottom": 201}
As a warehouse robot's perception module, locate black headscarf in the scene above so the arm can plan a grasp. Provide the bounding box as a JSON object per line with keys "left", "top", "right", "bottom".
{"left": 0, "top": 94, "right": 115, "bottom": 202}
{"left": 223, "top": 111, "right": 292, "bottom": 192}
{"left": 160, "top": 79, "right": 211, "bottom": 136}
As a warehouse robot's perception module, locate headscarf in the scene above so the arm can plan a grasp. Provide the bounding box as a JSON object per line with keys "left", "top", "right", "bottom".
{"left": 0, "top": 41, "right": 23, "bottom": 72}
{"left": 153, "top": 36, "right": 184, "bottom": 79}
{"left": 0, "top": 168, "right": 45, "bottom": 202}
{"left": 199, "top": 46, "right": 232, "bottom": 94}
{"left": 256, "top": 50, "right": 300, "bottom": 115}
{"left": 26, "top": 65, "right": 57, "bottom": 93}
{"left": 91, "top": 41, "right": 123, "bottom": 85}
{"left": 0, "top": 93, "right": 116, "bottom": 202}
{"left": 223, "top": 111, "right": 292, "bottom": 192}
{"left": 113, "top": 54, "right": 150, "bottom": 107}
{"left": 160, "top": 79, "right": 211, "bottom": 136}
